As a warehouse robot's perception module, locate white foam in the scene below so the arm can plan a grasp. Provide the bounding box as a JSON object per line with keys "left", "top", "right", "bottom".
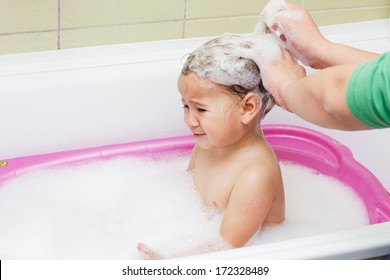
{"left": 259, "top": 0, "right": 287, "bottom": 31}
{"left": 0, "top": 154, "right": 368, "bottom": 259}
{"left": 258, "top": 0, "right": 303, "bottom": 34}
{"left": 186, "top": 33, "right": 282, "bottom": 89}
{"left": 258, "top": 0, "right": 309, "bottom": 65}
{"left": 183, "top": 33, "right": 282, "bottom": 117}
{"left": 251, "top": 162, "right": 369, "bottom": 245}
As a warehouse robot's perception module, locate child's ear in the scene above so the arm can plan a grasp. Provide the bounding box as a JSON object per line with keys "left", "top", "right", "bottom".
{"left": 240, "top": 92, "right": 260, "bottom": 125}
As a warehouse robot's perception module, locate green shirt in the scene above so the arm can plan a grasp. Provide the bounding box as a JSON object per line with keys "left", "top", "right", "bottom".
{"left": 346, "top": 51, "right": 390, "bottom": 128}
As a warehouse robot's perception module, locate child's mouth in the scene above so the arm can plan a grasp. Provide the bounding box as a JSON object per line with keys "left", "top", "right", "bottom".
{"left": 193, "top": 133, "right": 205, "bottom": 138}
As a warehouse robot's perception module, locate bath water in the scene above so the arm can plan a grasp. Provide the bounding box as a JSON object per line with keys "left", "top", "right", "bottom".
{"left": 0, "top": 153, "right": 368, "bottom": 259}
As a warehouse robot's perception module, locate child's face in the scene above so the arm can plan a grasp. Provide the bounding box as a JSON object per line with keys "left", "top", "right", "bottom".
{"left": 178, "top": 73, "right": 246, "bottom": 150}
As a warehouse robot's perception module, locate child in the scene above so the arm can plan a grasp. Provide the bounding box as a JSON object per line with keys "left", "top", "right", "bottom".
{"left": 138, "top": 34, "right": 285, "bottom": 259}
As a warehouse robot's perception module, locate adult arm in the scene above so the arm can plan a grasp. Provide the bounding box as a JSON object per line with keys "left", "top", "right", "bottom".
{"left": 263, "top": 48, "right": 371, "bottom": 130}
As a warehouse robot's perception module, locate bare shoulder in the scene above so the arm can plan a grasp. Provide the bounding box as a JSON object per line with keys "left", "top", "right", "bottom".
{"left": 235, "top": 146, "right": 283, "bottom": 194}
{"left": 231, "top": 145, "right": 285, "bottom": 224}
{"left": 244, "top": 140, "right": 281, "bottom": 176}
{"left": 221, "top": 142, "right": 285, "bottom": 246}
{"left": 225, "top": 147, "right": 285, "bottom": 231}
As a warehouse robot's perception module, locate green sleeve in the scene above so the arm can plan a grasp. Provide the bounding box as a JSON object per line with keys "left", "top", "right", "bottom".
{"left": 346, "top": 51, "right": 390, "bottom": 128}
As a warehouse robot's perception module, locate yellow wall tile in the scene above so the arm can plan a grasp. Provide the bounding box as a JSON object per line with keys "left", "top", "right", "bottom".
{"left": 311, "top": 7, "right": 390, "bottom": 26}
{"left": 186, "top": 0, "right": 302, "bottom": 19}
{"left": 185, "top": 16, "right": 259, "bottom": 38}
{"left": 0, "top": 0, "right": 389, "bottom": 56}
{"left": 62, "top": 0, "right": 185, "bottom": 28}
{"left": 186, "top": 0, "right": 268, "bottom": 18}
{"left": 0, "top": 32, "right": 57, "bottom": 55}
{"left": 61, "top": 22, "right": 183, "bottom": 49}
{"left": 0, "top": 0, "right": 57, "bottom": 33}
{"left": 304, "top": 0, "right": 390, "bottom": 10}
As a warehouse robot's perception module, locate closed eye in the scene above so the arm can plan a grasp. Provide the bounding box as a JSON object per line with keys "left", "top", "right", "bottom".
{"left": 197, "top": 108, "right": 206, "bottom": 113}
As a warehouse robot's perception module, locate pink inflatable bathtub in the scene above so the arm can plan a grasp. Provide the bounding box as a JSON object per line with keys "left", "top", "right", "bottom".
{"left": 1, "top": 124, "right": 389, "bottom": 224}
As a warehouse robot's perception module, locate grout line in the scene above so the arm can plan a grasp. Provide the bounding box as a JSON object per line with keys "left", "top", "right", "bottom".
{"left": 57, "top": 0, "right": 61, "bottom": 50}
{"left": 183, "top": 14, "right": 260, "bottom": 22}
{"left": 305, "top": 5, "right": 390, "bottom": 12}
{"left": 182, "top": 0, "right": 189, "bottom": 38}
{"left": 0, "top": 29, "right": 57, "bottom": 37}
{"left": 0, "top": 20, "right": 185, "bottom": 39}
{"left": 0, "top": 5, "right": 388, "bottom": 37}
{"left": 60, "top": 19, "right": 184, "bottom": 31}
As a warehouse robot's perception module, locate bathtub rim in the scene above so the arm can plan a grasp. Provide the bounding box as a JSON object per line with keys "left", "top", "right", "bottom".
{"left": 182, "top": 221, "right": 390, "bottom": 260}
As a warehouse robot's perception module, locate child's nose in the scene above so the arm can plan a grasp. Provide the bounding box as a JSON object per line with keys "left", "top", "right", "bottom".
{"left": 185, "top": 111, "right": 199, "bottom": 128}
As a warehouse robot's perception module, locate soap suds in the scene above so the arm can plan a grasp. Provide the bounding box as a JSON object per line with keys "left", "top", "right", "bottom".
{"left": 0, "top": 155, "right": 368, "bottom": 259}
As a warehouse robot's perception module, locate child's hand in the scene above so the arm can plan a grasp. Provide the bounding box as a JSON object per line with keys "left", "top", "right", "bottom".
{"left": 137, "top": 242, "right": 162, "bottom": 260}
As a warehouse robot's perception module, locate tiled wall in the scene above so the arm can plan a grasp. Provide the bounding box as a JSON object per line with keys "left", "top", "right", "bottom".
{"left": 0, "top": 0, "right": 389, "bottom": 55}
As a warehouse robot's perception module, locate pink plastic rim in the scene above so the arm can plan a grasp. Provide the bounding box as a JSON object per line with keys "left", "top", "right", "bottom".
{"left": 0, "top": 124, "right": 389, "bottom": 224}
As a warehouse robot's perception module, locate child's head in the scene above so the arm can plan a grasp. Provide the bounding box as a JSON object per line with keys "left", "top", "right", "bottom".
{"left": 180, "top": 34, "right": 276, "bottom": 118}
{"left": 178, "top": 34, "right": 279, "bottom": 149}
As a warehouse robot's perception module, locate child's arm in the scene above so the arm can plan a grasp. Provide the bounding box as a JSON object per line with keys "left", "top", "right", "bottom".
{"left": 137, "top": 242, "right": 162, "bottom": 259}
{"left": 137, "top": 240, "right": 230, "bottom": 260}
{"left": 220, "top": 166, "right": 281, "bottom": 247}
{"left": 136, "top": 164, "right": 281, "bottom": 259}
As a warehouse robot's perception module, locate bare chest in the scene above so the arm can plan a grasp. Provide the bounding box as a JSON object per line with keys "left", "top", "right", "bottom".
{"left": 192, "top": 161, "right": 236, "bottom": 211}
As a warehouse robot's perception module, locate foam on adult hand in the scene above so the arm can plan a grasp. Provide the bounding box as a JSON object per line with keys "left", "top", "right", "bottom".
{"left": 258, "top": 0, "right": 287, "bottom": 33}
{"left": 257, "top": 0, "right": 307, "bottom": 64}
{"left": 258, "top": 0, "right": 303, "bottom": 39}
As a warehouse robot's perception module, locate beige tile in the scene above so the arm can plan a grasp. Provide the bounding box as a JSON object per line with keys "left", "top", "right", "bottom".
{"left": 60, "top": 21, "right": 183, "bottom": 49}
{"left": 62, "top": 0, "right": 185, "bottom": 28}
{"left": 311, "top": 7, "right": 390, "bottom": 26}
{"left": 186, "top": 0, "right": 267, "bottom": 18}
{"left": 186, "top": 0, "right": 302, "bottom": 19}
{"left": 304, "top": 0, "right": 390, "bottom": 10}
{"left": 185, "top": 16, "right": 259, "bottom": 38}
{"left": 0, "top": 32, "right": 57, "bottom": 55}
{"left": 0, "top": 0, "right": 57, "bottom": 33}
{"left": 288, "top": 0, "right": 302, "bottom": 7}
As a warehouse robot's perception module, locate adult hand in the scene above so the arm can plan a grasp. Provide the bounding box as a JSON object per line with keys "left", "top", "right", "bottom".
{"left": 261, "top": 3, "right": 329, "bottom": 68}
{"left": 261, "top": 47, "right": 306, "bottom": 110}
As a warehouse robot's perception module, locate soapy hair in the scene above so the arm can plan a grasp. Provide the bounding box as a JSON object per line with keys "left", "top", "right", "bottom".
{"left": 181, "top": 34, "right": 277, "bottom": 118}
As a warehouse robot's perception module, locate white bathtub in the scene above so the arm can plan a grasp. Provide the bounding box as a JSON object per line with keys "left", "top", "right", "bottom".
{"left": 0, "top": 19, "right": 389, "bottom": 259}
